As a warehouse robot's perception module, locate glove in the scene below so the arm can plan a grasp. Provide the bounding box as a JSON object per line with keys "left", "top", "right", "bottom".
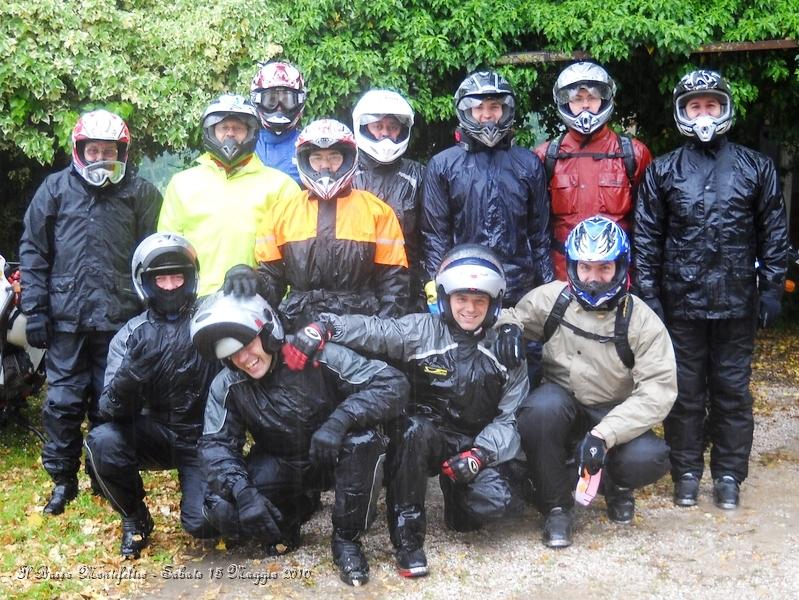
{"left": 25, "top": 313, "right": 51, "bottom": 349}
{"left": 222, "top": 264, "right": 261, "bottom": 297}
{"left": 111, "top": 337, "right": 161, "bottom": 399}
{"left": 441, "top": 447, "right": 488, "bottom": 484}
{"left": 495, "top": 323, "right": 525, "bottom": 369}
{"left": 308, "top": 414, "right": 351, "bottom": 468}
{"left": 642, "top": 296, "right": 665, "bottom": 321}
{"left": 424, "top": 280, "right": 440, "bottom": 315}
{"left": 575, "top": 432, "right": 606, "bottom": 476}
{"left": 758, "top": 291, "right": 782, "bottom": 329}
{"left": 281, "top": 322, "right": 332, "bottom": 371}
{"left": 233, "top": 482, "right": 283, "bottom": 543}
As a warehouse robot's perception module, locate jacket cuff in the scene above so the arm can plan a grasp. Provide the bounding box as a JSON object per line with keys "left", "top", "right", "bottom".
{"left": 592, "top": 422, "right": 617, "bottom": 449}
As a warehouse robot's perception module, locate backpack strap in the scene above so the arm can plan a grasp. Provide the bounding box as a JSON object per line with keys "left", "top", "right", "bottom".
{"left": 543, "top": 285, "right": 572, "bottom": 342}
{"left": 613, "top": 293, "right": 635, "bottom": 369}
{"left": 545, "top": 131, "right": 637, "bottom": 189}
{"left": 616, "top": 133, "right": 636, "bottom": 187}
{"left": 544, "top": 133, "right": 567, "bottom": 183}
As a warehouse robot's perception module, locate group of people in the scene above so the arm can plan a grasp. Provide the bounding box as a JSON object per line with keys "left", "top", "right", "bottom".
{"left": 17, "top": 57, "right": 788, "bottom": 586}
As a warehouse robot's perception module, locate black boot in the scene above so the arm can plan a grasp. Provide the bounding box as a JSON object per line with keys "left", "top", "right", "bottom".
{"left": 605, "top": 486, "right": 635, "bottom": 523}
{"left": 713, "top": 475, "right": 740, "bottom": 510}
{"left": 43, "top": 476, "right": 78, "bottom": 516}
{"left": 542, "top": 507, "right": 573, "bottom": 548}
{"left": 391, "top": 504, "right": 429, "bottom": 578}
{"left": 331, "top": 529, "right": 369, "bottom": 586}
{"left": 396, "top": 547, "right": 428, "bottom": 578}
{"left": 120, "top": 503, "right": 154, "bottom": 559}
{"left": 673, "top": 473, "right": 700, "bottom": 507}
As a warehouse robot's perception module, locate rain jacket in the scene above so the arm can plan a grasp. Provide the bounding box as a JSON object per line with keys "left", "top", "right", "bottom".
{"left": 254, "top": 128, "right": 301, "bottom": 185}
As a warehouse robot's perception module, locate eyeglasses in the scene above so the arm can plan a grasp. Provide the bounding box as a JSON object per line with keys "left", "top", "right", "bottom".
{"left": 252, "top": 88, "right": 303, "bottom": 111}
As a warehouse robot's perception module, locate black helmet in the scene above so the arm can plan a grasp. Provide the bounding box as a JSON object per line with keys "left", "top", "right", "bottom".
{"left": 435, "top": 243, "right": 506, "bottom": 331}
{"left": 190, "top": 292, "right": 284, "bottom": 369}
{"left": 673, "top": 70, "right": 734, "bottom": 142}
{"left": 131, "top": 233, "right": 199, "bottom": 317}
{"left": 454, "top": 71, "right": 515, "bottom": 147}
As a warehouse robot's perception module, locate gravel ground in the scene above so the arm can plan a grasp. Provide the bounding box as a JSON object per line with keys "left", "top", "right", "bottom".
{"left": 138, "top": 380, "right": 799, "bottom": 600}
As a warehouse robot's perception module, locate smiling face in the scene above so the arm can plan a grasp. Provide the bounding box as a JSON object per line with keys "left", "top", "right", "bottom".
{"left": 449, "top": 291, "right": 491, "bottom": 331}
{"left": 684, "top": 94, "right": 723, "bottom": 119}
{"left": 230, "top": 334, "right": 273, "bottom": 379}
{"left": 470, "top": 98, "right": 505, "bottom": 123}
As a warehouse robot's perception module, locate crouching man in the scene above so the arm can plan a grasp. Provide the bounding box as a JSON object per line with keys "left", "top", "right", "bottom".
{"left": 190, "top": 291, "right": 408, "bottom": 586}
{"left": 495, "top": 216, "right": 676, "bottom": 547}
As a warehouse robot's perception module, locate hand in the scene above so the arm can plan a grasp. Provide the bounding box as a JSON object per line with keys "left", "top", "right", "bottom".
{"left": 575, "top": 432, "right": 606, "bottom": 476}
{"left": 223, "top": 264, "right": 261, "bottom": 297}
{"left": 424, "top": 280, "right": 440, "bottom": 315}
{"left": 441, "top": 447, "right": 487, "bottom": 484}
{"left": 234, "top": 484, "right": 283, "bottom": 543}
{"left": 642, "top": 296, "right": 665, "bottom": 321}
{"left": 111, "top": 338, "right": 161, "bottom": 399}
{"left": 758, "top": 291, "right": 782, "bottom": 329}
{"left": 308, "top": 415, "right": 350, "bottom": 468}
{"left": 495, "top": 324, "right": 525, "bottom": 369}
{"left": 25, "top": 313, "right": 51, "bottom": 349}
{"left": 281, "top": 322, "right": 332, "bottom": 371}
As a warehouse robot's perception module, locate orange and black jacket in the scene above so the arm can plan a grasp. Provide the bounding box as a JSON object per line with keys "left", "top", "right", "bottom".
{"left": 255, "top": 188, "right": 409, "bottom": 330}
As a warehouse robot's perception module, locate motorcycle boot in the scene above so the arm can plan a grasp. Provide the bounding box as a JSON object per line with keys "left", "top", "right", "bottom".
{"left": 542, "top": 507, "right": 573, "bottom": 548}
{"left": 331, "top": 529, "right": 369, "bottom": 586}
{"left": 605, "top": 485, "right": 635, "bottom": 523}
{"left": 120, "top": 503, "right": 155, "bottom": 559}
{"left": 673, "top": 473, "right": 700, "bottom": 507}
{"left": 43, "top": 475, "right": 78, "bottom": 515}
{"left": 390, "top": 504, "right": 429, "bottom": 578}
{"left": 713, "top": 475, "right": 740, "bottom": 510}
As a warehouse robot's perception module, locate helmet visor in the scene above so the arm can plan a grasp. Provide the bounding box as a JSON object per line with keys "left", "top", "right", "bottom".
{"left": 555, "top": 82, "right": 614, "bottom": 104}
{"left": 252, "top": 88, "right": 302, "bottom": 111}
{"left": 456, "top": 94, "right": 515, "bottom": 111}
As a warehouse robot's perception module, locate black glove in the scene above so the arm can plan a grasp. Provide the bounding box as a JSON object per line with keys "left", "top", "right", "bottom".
{"left": 441, "top": 447, "right": 488, "bottom": 484}
{"left": 309, "top": 414, "right": 351, "bottom": 468}
{"left": 233, "top": 481, "right": 283, "bottom": 543}
{"left": 281, "top": 322, "right": 333, "bottom": 371}
{"left": 575, "top": 432, "right": 607, "bottom": 476}
{"left": 25, "top": 313, "right": 51, "bottom": 349}
{"left": 758, "top": 291, "right": 782, "bottom": 329}
{"left": 110, "top": 337, "right": 161, "bottom": 400}
{"left": 495, "top": 323, "right": 525, "bottom": 369}
{"left": 222, "top": 264, "right": 261, "bottom": 297}
{"left": 642, "top": 296, "right": 665, "bottom": 321}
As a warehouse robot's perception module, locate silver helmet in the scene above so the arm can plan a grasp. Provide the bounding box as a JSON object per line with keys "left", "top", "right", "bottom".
{"left": 553, "top": 62, "right": 616, "bottom": 135}
{"left": 673, "top": 70, "right": 734, "bottom": 142}
{"left": 131, "top": 233, "right": 199, "bottom": 316}
{"left": 201, "top": 94, "right": 259, "bottom": 166}
{"left": 454, "top": 71, "right": 516, "bottom": 147}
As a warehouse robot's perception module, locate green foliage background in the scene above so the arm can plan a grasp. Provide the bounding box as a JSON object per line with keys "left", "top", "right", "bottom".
{"left": 1, "top": 0, "right": 798, "bottom": 254}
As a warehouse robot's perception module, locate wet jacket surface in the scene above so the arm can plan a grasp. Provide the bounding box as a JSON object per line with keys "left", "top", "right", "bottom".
{"left": 254, "top": 128, "right": 301, "bottom": 185}
{"left": 98, "top": 308, "right": 219, "bottom": 442}
{"left": 255, "top": 188, "right": 410, "bottom": 325}
{"left": 534, "top": 126, "right": 652, "bottom": 280}
{"left": 20, "top": 166, "right": 161, "bottom": 331}
{"left": 321, "top": 312, "right": 528, "bottom": 465}
{"left": 496, "top": 281, "right": 677, "bottom": 448}
{"left": 421, "top": 139, "right": 553, "bottom": 303}
{"left": 635, "top": 138, "right": 788, "bottom": 319}
{"left": 199, "top": 343, "right": 408, "bottom": 499}
{"left": 158, "top": 154, "right": 300, "bottom": 296}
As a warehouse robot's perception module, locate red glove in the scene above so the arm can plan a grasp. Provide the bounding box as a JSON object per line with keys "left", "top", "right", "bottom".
{"left": 441, "top": 448, "right": 488, "bottom": 484}
{"left": 281, "top": 322, "right": 333, "bottom": 371}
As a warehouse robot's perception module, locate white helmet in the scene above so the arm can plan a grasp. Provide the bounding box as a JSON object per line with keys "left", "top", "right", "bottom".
{"left": 553, "top": 62, "right": 616, "bottom": 135}
{"left": 352, "top": 90, "right": 414, "bottom": 164}
{"left": 71, "top": 110, "right": 130, "bottom": 187}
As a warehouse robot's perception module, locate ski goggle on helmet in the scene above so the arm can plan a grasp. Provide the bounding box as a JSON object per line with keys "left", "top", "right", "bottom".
{"left": 250, "top": 61, "right": 306, "bottom": 134}
{"left": 71, "top": 109, "right": 130, "bottom": 187}
{"left": 352, "top": 89, "right": 414, "bottom": 164}
{"left": 132, "top": 233, "right": 199, "bottom": 317}
{"left": 673, "top": 69, "right": 734, "bottom": 143}
{"left": 565, "top": 216, "right": 630, "bottom": 310}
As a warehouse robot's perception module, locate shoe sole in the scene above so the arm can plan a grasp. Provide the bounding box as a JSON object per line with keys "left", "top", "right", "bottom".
{"left": 398, "top": 566, "right": 429, "bottom": 578}
{"left": 544, "top": 538, "right": 572, "bottom": 548}
{"left": 714, "top": 501, "right": 738, "bottom": 510}
{"left": 674, "top": 497, "right": 697, "bottom": 507}
{"left": 608, "top": 515, "right": 633, "bottom": 524}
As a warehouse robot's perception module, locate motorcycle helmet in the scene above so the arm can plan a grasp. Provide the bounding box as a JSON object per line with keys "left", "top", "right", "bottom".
{"left": 250, "top": 61, "right": 307, "bottom": 135}
{"left": 295, "top": 119, "right": 358, "bottom": 200}
{"left": 352, "top": 90, "right": 414, "bottom": 164}
{"left": 553, "top": 62, "right": 616, "bottom": 135}
{"left": 132, "top": 233, "right": 199, "bottom": 317}
{"left": 565, "top": 216, "right": 630, "bottom": 310}
{"left": 190, "top": 292, "right": 285, "bottom": 368}
{"left": 71, "top": 109, "right": 130, "bottom": 187}
{"left": 201, "top": 94, "right": 259, "bottom": 167}
{"left": 435, "top": 243, "right": 506, "bottom": 331}
{"left": 454, "top": 71, "right": 516, "bottom": 147}
{"left": 673, "top": 69, "right": 734, "bottom": 142}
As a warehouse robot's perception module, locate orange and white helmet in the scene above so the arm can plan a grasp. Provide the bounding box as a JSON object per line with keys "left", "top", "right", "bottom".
{"left": 71, "top": 109, "right": 130, "bottom": 187}
{"left": 295, "top": 119, "right": 358, "bottom": 200}
{"left": 250, "top": 61, "right": 306, "bottom": 134}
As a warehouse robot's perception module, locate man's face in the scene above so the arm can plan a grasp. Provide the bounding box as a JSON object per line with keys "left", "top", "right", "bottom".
{"left": 684, "top": 95, "right": 723, "bottom": 119}
{"left": 84, "top": 140, "right": 119, "bottom": 162}
{"left": 308, "top": 149, "right": 344, "bottom": 173}
{"left": 568, "top": 87, "right": 602, "bottom": 115}
{"left": 577, "top": 260, "right": 616, "bottom": 284}
{"left": 214, "top": 117, "right": 250, "bottom": 143}
{"left": 470, "top": 98, "right": 505, "bottom": 123}
{"left": 450, "top": 292, "right": 491, "bottom": 331}
{"left": 230, "top": 335, "right": 272, "bottom": 379}
{"left": 154, "top": 273, "right": 185, "bottom": 291}
{"left": 365, "top": 115, "right": 403, "bottom": 141}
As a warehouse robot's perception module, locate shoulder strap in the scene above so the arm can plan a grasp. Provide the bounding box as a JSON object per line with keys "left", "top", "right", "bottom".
{"left": 544, "top": 133, "right": 567, "bottom": 182}
{"left": 613, "top": 293, "right": 635, "bottom": 369}
{"left": 616, "top": 133, "right": 636, "bottom": 187}
{"left": 543, "top": 284, "right": 572, "bottom": 342}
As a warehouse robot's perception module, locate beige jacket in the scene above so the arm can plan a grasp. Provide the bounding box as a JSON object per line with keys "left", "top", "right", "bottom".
{"left": 496, "top": 281, "right": 677, "bottom": 448}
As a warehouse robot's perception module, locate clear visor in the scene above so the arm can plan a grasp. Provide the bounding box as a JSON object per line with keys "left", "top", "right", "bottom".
{"left": 252, "top": 88, "right": 302, "bottom": 111}
{"left": 556, "top": 83, "right": 613, "bottom": 104}
{"left": 457, "top": 94, "right": 515, "bottom": 111}
{"left": 83, "top": 161, "right": 126, "bottom": 185}
{"left": 358, "top": 113, "right": 413, "bottom": 128}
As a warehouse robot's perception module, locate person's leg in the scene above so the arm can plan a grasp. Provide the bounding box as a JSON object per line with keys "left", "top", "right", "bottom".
{"left": 175, "top": 446, "right": 218, "bottom": 540}
{"left": 663, "top": 318, "right": 710, "bottom": 506}
{"left": 449, "top": 464, "right": 524, "bottom": 524}
{"left": 707, "top": 317, "right": 756, "bottom": 508}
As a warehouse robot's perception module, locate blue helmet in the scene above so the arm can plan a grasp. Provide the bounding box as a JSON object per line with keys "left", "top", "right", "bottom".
{"left": 565, "top": 216, "right": 630, "bottom": 310}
